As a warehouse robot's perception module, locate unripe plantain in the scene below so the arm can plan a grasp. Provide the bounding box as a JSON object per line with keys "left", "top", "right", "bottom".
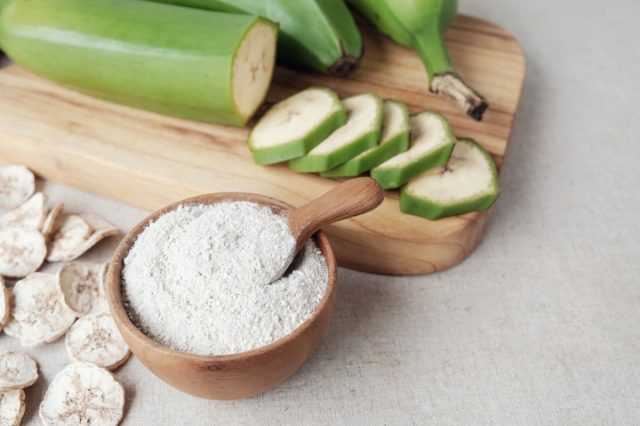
{"left": 149, "top": 0, "right": 363, "bottom": 77}
{"left": 0, "top": 0, "right": 277, "bottom": 126}
{"left": 348, "top": 0, "right": 489, "bottom": 120}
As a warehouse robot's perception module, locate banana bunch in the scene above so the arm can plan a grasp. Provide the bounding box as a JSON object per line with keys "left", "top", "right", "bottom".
{"left": 348, "top": 0, "right": 489, "bottom": 120}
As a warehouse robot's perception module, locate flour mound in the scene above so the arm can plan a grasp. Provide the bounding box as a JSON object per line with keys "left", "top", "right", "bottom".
{"left": 122, "top": 201, "right": 328, "bottom": 356}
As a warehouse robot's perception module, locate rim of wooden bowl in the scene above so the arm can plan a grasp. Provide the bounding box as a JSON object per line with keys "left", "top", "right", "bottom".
{"left": 106, "top": 192, "right": 337, "bottom": 364}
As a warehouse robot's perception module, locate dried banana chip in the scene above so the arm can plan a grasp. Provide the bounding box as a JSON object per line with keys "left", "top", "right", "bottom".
{"left": 58, "top": 262, "right": 108, "bottom": 316}
{"left": 0, "top": 389, "right": 25, "bottom": 426}
{"left": 39, "top": 362, "right": 125, "bottom": 426}
{"left": 42, "top": 203, "right": 64, "bottom": 240}
{"left": 0, "top": 192, "right": 48, "bottom": 231}
{"left": 3, "top": 273, "right": 76, "bottom": 347}
{"left": 0, "top": 277, "right": 9, "bottom": 331}
{"left": 0, "top": 352, "right": 38, "bottom": 391}
{"left": 47, "top": 214, "right": 119, "bottom": 263}
{"left": 92, "top": 262, "right": 110, "bottom": 315}
{"left": 0, "top": 228, "right": 47, "bottom": 278}
{"left": 65, "top": 313, "right": 130, "bottom": 370}
{"left": 0, "top": 165, "right": 34, "bottom": 211}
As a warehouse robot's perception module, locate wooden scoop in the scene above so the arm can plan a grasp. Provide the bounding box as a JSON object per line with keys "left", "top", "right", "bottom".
{"left": 283, "top": 176, "right": 384, "bottom": 262}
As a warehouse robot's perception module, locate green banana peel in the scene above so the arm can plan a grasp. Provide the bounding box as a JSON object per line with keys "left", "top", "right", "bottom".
{"left": 150, "top": 0, "right": 363, "bottom": 77}
{"left": 348, "top": 0, "right": 489, "bottom": 120}
{"left": 0, "top": 0, "right": 277, "bottom": 125}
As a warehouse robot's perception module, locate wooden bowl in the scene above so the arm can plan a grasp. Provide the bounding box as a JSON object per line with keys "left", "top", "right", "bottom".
{"left": 106, "top": 193, "right": 337, "bottom": 400}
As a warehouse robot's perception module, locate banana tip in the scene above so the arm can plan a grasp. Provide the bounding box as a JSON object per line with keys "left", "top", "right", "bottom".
{"left": 468, "top": 101, "right": 489, "bottom": 121}
{"left": 330, "top": 55, "right": 361, "bottom": 78}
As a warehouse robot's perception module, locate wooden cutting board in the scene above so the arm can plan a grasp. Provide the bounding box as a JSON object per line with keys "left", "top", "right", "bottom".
{"left": 0, "top": 15, "right": 525, "bottom": 275}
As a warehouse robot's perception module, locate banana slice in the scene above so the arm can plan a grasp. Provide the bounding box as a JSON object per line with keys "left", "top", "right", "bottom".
{"left": 0, "top": 192, "right": 49, "bottom": 231}
{"left": 0, "top": 228, "right": 47, "bottom": 278}
{"left": 249, "top": 87, "right": 347, "bottom": 164}
{"left": 400, "top": 139, "right": 500, "bottom": 220}
{"left": 42, "top": 203, "right": 64, "bottom": 241}
{"left": 91, "top": 262, "right": 111, "bottom": 315}
{"left": 0, "top": 389, "right": 25, "bottom": 426}
{"left": 289, "top": 93, "right": 383, "bottom": 173}
{"left": 39, "top": 362, "right": 125, "bottom": 426}
{"left": 0, "top": 277, "right": 9, "bottom": 331}
{"left": 65, "top": 313, "right": 130, "bottom": 370}
{"left": 0, "top": 165, "right": 35, "bottom": 211}
{"left": 58, "top": 262, "right": 109, "bottom": 317}
{"left": 47, "top": 214, "right": 119, "bottom": 262}
{"left": 322, "top": 99, "right": 410, "bottom": 177}
{"left": 371, "top": 111, "right": 455, "bottom": 189}
{"left": 0, "top": 352, "right": 38, "bottom": 391}
{"left": 3, "top": 273, "right": 76, "bottom": 347}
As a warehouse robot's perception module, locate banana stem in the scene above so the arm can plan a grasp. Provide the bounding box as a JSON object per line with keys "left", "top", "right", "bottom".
{"left": 430, "top": 72, "right": 489, "bottom": 121}
{"left": 413, "top": 26, "right": 489, "bottom": 121}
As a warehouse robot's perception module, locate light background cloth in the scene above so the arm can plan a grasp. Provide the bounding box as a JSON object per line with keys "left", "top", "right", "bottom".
{"left": 2, "top": 0, "right": 640, "bottom": 424}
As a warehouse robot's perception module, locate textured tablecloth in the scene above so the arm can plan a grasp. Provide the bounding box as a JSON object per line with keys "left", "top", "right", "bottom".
{"left": 2, "top": 0, "right": 640, "bottom": 424}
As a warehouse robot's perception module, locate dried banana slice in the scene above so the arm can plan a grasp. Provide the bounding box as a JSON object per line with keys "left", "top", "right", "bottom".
{"left": 58, "top": 262, "right": 109, "bottom": 316}
{"left": 0, "top": 165, "right": 35, "bottom": 211}
{"left": 0, "top": 352, "right": 38, "bottom": 391}
{"left": 0, "top": 389, "right": 25, "bottom": 426}
{"left": 39, "top": 362, "right": 125, "bottom": 426}
{"left": 0, "top": 228, "right": 47, "bottom": 278}
{"left": 95, "top": 262, "right": 110, "bottom": 314}
{"left": 0, "top": 192, "right": 48, "bottom": 231}
{"left": 65, "top": 313, "right": 130, "bottom": 370}
{"left": 42, "top": 203, "right": 64, "bottom": 240}
{"left": 0, "top": 277, "right": 9, "bottom": 331}
{"left": 3, "top": 273, "right": 76, "bottom": 347}
{"left": 47, "top": 214, "right": 119, "bottom": 262}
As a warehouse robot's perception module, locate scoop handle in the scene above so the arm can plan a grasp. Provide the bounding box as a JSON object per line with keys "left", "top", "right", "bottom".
{"left": 287, "top": 177, "right": 384, "bottom": 254}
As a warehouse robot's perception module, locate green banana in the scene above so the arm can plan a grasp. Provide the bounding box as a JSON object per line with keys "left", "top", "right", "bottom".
{"left": 0, "top": 0, "right": 277, "bottom": 125}
{"left": 149, "top": 0, "right": 363, "bottom": 77}
{"left": 347, "top": 0, "right": 489, "bottom": 120}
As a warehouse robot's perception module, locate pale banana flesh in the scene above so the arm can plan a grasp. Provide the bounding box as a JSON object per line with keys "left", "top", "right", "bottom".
{"left": 249, "top": 87, "right": 346, "bottom": 164}
{"left": 321, "top": 100, "right": 410, "bottom": 177}
{"left": 232, "top": 22, "right": 278, "bottom": 119}
{"left": 371, "top": 111, "right": 455, "bottom": 189}
{"left": 289, "top": 93, "right": 383, "bottom": 172}
{"left": 400, "top": 139, "right": 499, "bottom": 220}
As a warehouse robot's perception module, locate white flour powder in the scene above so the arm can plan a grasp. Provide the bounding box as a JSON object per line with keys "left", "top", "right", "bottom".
{"left": 122, "top": 201, "right": 328, "bottom": 355}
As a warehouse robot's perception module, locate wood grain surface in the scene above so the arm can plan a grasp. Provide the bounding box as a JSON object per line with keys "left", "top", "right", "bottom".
{"left": 0, "top": 15, "right": 525, "bottom": 275}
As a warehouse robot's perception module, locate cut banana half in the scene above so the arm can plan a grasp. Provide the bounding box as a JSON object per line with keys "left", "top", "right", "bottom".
{"left": 0, "top": 192, "right": 48, "bottom": 231}
{"left": 0, "top": 352, "right": 38, "bottom": 391}
{"left": 0, "top": 389, "right": 25, "bottom": 426}
{"left": 40, "top": 362, "right": 125, "bottom": 426}
{"left": 3, "top": 273, "right": 77, "bottom": 347}
{"left": 371, "top": 111, "right": 455, "bottom": 189}
{"left": 0, "top": 165, "right": 34, "bottom": 212}
{"left": 47, "top": 214, "right": 119, "bottom": 262}
{"left": 249, "top": 87, "right": 347, "bottom": 164}
{"left": 0, "top": 228, "right": 47, "bottom": 278}
{"left": 289, "top": 93, "right": 383, "bottom": 172}
{"left": 400, "top": 139, "right": 499, "bottom": 220}
{"left": 65, "top": 313, "right": 130, "bottom": 370}
{"left": 58, "top": 261, "right": 109, "bottom": 317}
{"left": 322, "top": 100, "right": 410, "bottom": 177}
{"left": 0, "top": 277, "right": 9, "bottom": 331}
